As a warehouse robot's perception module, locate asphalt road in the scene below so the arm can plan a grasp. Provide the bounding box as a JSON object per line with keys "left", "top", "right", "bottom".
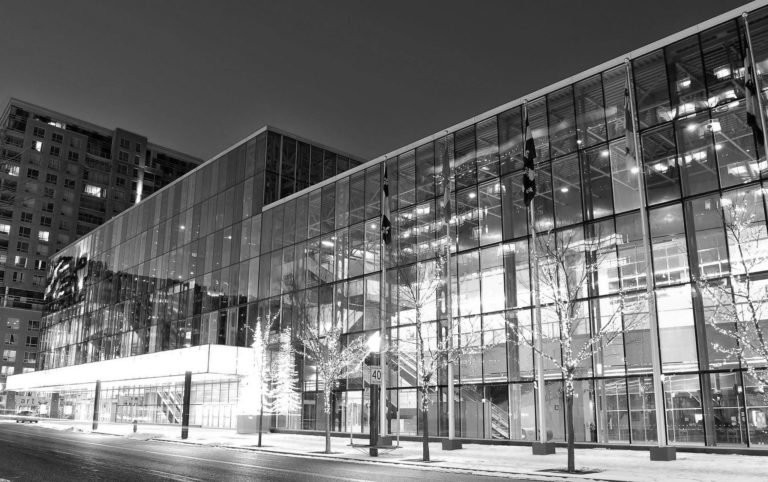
{"left": 0, "top": 423, "right": 534, "bottom": 481}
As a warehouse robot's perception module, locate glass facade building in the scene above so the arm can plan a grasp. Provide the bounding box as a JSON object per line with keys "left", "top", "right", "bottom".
{"left": 10, "top": 1, "right": 768, "bottom": 447}
{"left": 0, "top": 99, "right": 202, "bottom": 409}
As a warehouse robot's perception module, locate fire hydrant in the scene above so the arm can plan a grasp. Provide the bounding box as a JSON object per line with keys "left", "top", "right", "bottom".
{"left": 133, "top": 419, "right": 137, "bottom": 433}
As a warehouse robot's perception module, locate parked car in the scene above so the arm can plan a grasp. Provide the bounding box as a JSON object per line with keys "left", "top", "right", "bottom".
{"left": 15, "top": 411, "right": 38, "bottom": 423}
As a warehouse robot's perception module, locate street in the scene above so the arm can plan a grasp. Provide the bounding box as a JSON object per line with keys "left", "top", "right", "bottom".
{"left": 0, "top": 424, "right": 531, "bottom": 481}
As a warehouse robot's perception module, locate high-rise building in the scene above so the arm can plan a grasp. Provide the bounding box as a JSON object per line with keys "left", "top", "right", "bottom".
{"left": 0, "top": 99, "right": 202, "bottom": 407}
{"left": 10, "top": 0, "right": 768, "bottom": 450}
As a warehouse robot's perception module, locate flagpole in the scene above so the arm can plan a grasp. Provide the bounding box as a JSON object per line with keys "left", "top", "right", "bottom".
{"left": 624, "top": 59, "right": 675, "bottom": 460}
{"left": 442, "top": 132, "right": 459, "bottom": 447}
{"left": 380, "top": 193, "right": 388, "bottom": 439}
{"left": 380, "top": 157, "right": 390, "bottom": 442}
{"left": 524, "top": 101, "right": 548, "bottom": 453}
{"left": 743, "top": 12, "right": 768, "bottom": 165}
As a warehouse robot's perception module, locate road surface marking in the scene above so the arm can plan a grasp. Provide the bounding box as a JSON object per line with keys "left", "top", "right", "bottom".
{"left": 0, "top": 429, "right": 370, "bottom": 482}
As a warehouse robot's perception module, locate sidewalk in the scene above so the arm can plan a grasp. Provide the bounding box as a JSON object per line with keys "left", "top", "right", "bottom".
{"left": 28, "top": 420, "right": 768, "bottom": 481}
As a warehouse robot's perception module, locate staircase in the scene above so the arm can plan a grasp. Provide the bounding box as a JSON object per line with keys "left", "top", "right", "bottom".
{"left": 157, "top": 388, "right": 183, "bottom": 424}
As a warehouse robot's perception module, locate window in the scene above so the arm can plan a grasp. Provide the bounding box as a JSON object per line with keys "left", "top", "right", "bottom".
{"left": 84, "top": 184, "right": 104, "bottom": 197}
{"left": 2, "top": 350, "right": 16, "bottom": 362}
{"left": 25, "top": 336, "right": 38, "bottom": 348}
{"left": 0, "top": 223, "right": 9, "bottom": 235}
{"left": 27, "top": 320, "right": 39, "bottom": 331}
{"left": 33, "top": 260, "right": 46, "bottom": 271}
{"left": 44, "top": 187, "right": 55, "bottom": 198}
{"left": 49, "top": 146, "right": 60, "bottom": 156}
{"left": 35, "top": 244, "right": 48, "bottom": 256}
{"left": 6, "top": 318, "right": 19, "bottom": 329}
{"left": 42, "top": 202, "right": 54, "bottom": 213}
{"left": 8, "top": 165, "right": 19, "bottom": 177}
{"left": 12, "top": 272, "right": 24, "bottom": 283}
{"left": 46, "top": 173, "right": 57, "bottom": 184}
{"left": 20, "top": 212, "right": 32, "bottom": 223}
{"left": 51, "top": 133, "right": 63, "bottom": 144}
{"left": 67, "top": 151, "right": 79, "bottom": 162}
{"left": 38, "top": 231, "right": 49, "bottom": 242}
{"left": 33, "top": 127, "right": 45, "bottom": 138}
{"left": 17, "top": 226, "right": 30, "bottom": 238}
{"left": 116, "top": 177, "right": 126, "bottom": 187}
{"left": 33, "top": 140, "right": 42, "bottom": 152}
{"left": 13, "top": 256, "right": 27, "bottom": 268}
{"left": 31, "top": 275, "right": 43, "bottom": 287}
{"left": 119, "top": 151, "right": 129, "bottom": 162}
{"left": 39, "top": 216, "right": 52, "bottom": 227}
{"left": 120, "top": 139, "right": 130, "bottom": 149}
{"left": 1, "top": 366, "right": 15, "bottom": 376}
{"left": 16, "top": 242, "right": 28, "bottom": 253}
{"left": 23, "top": 352, "right": 36, "bottom": 364}
{"left": 4, "top": 334, "right": 17, "bottom": 345}
{"left": 64, "top": 178, "right": 76, "bottom": 189}
{"left": 26, "top": 168, "right": 39, "bottom": 179}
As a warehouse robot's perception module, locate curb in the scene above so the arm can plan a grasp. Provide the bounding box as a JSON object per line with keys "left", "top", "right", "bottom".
{"left": 149, "top": 437, "right": 621, "bottom": 482}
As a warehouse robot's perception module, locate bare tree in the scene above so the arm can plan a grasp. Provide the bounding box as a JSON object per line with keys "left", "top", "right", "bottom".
{"left": 696, "top": 189, "right": 768, "bottom": 402}
{"left": 510, "top": 228, "right": 642, "bottom": 473}
{"left": 296, "top": 288, "right": 370, "bottom": 454}
{"left": 393, "top": 255, "right": 482, "bottom": 462}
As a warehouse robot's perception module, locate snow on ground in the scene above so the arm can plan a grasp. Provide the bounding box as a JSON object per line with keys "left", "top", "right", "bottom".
{"left": 7, "top": 420, "right": 766, "bottom": 482}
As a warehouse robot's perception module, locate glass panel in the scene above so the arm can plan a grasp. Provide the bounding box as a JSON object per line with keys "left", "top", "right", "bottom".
{"left": 415, "top": 142, "right": 436, "bottom": 202}
{"left": 686, "top": 194, "right": 728, "bottom": 279}
{"left": 706, "top": 371, "right": 747, "bottom": 446}
{"left": 398, "top": 150, "right": 416, "bottom": 208}
{"left": 650, "top": 204, "right": 690, "bottom": 287}
{"left": 714, "top": 100, "right": 761, "bottom": 187}
{"left": 365, "top": 165, "right": 381, "bottom": 221}
{"left": 335, "top": 177, "right": 349, "bottom": 229}
{"left": 478, "top": 180, "right": 502, "bottom": 246}
{"left": 528, "top": 96, "right": 550, "bottom": 162}
{"left": 349, "top": 172, "right": 365, "bottom": 225}
{"left": 666, "top": 35, "right": 707, "bottom": 117}
{"left": 509, "top": 382, "right": 535, "bottom": 441}
{"left": 574, "top": 74, "right": 607, "bottom": 148}
{"left": 533, "top": 163, "right": 554, "bottom": 233}
{"left": 500, "top": 174, "right": 527, "bottom": 240}
{"left": 547, "top": 86, "right": 578, "bottom": 158}
{"left": 476, "top": 116, "right": 499, "bottom": 181}
{"left": 656, "top": 285, "right": 698, "bottom": 372}
{"left": 627, "top": 376, "right": 657, "bottom": 443}
{"left": 582, "top": 145, "right": 614, "bottom": 220}
{"left": 503, "top": 240, "right": 530, "bottom": 309}
{"left": 498, "top": 106, "right": 523, "bottom": 174}
{"left": 743, "top": 372, "right": 768, "bottom": 446}
{"left": 676, "top": 111, "right": 718, "bottom": 196}
{"left": 610, "top": 138, "right": 641, "bottom": 213}
{"left": 603, "top": 65, "right": 627, "bottom": 141}
{"left": 596, "top": 378, "right": 629, "bottom": 443}
{"left": 642, "top": 124, "right": 680, "bottom": 205}
{"left": 633, "top": 50, "right": 672, "bottom": 129}
{"left": 700, "top": 20, "right": 743, "bottom": 108}
{"left": 454, "top": 125, "right": 476, "bottom": 189}
{"left": 664, "top": 374, "right": 704, "bottom": 445}
{"left": 455, "top": 187, "right": 479, "bottom": 251}
{"left": 552, "top": 154, "right": 582, "bottom": 227}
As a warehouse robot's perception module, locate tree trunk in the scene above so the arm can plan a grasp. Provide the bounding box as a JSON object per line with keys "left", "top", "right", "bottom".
{"left": 422, "top": 388, "right": 430, "bottom": 461}
{"left": 325, "top": 410, "right": 331, "bottom": 454}
{"left": 566, "top": 392, "right": 575, "bottom": 473}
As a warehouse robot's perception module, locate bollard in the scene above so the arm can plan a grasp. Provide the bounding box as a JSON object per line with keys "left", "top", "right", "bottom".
{"left": 133, "top": 419, "right": 137, "bottom": 433}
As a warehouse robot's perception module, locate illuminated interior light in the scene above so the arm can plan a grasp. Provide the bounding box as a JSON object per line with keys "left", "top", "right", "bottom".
{"left": 715, "top": 144, "right": 722, "bottom": 150}
{"left": 714, "top": 67, "right": 731, "bottom": 79}
{"left": 600, "top": 150, "right": 609, "bottom": 158}
{"left": 678, "top": 78, "right": 691, "bottom": 89}
{"left": 560, "top": 187, "right": 569, "bottom": 193}
{"left": 468, "top": 192, "right": 476, "bottom": 199}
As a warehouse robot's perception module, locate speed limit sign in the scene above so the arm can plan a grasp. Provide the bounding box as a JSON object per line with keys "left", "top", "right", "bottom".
{"left": 369, "top": 366, "right": 382, "bottom": 385}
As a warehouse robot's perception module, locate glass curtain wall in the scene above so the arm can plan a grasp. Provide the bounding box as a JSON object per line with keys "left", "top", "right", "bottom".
{"left": 37, "top": 7, "right": 768, "bottom": 445}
